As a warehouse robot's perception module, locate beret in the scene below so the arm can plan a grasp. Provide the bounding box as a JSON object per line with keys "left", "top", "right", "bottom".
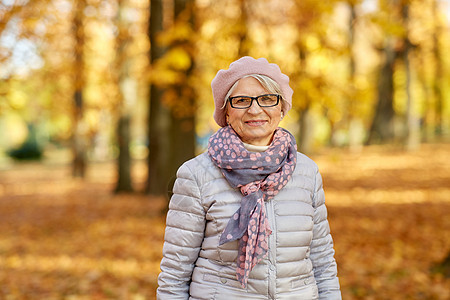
{"left": 211, "top": 56, "right": 293, "bottom": 127}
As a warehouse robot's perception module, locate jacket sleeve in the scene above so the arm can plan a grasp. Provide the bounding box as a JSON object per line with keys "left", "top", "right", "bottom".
{"left": 157, "top": 162, "right": 206, "bottom": 300}
{"left": 310, "top": 169, "right": 342, "bottom": 300}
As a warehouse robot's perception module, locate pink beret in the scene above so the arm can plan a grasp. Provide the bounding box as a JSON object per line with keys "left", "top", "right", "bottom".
{"left": 211, "top": 56, "right": 293, "bottom": 127}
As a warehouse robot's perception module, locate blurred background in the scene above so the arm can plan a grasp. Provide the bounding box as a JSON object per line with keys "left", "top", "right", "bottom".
{"left": 0, "top": 0, "right": 449, "bottom": 299}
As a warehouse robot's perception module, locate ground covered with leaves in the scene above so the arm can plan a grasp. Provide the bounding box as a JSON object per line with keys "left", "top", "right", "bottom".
{"left": 0, "top": 144, "right": 449, "bottom": 299}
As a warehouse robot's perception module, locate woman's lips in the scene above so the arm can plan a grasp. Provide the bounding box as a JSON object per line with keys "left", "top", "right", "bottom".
{"left": 245, "top": 120, "right": 267, "bottom": 126}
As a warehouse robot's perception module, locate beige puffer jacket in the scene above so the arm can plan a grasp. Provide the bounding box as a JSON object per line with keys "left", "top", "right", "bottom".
{"left": 157, "top": 151, "right": 341, "bottom": 300}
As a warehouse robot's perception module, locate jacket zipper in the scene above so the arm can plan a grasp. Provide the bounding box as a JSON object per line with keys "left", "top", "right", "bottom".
{"left": 267, "top": 199, "right": 276, "bottom": 299}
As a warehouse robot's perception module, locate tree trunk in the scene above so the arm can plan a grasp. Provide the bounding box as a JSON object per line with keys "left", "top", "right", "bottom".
{"left": 115, "top": 115, "right": 133, "bottom": 192}
{"left": 163, "top": 0, "right": 197, "bottom": 198}
{"left": 168, "top": 111, "right": 195, "bottom": 197}
{"left": 367, "top": 39, "right": 397, "bottom": 144}
{"left": 402, "top": 3, "right": 420, "bottom": 150}
{"left": 432, "top": 0, "right": 443, "bottom": 136}
{"left": 72, "top": 0, "right": 87, "bottom": 178}
{"left": 298, "top": 104, "right": 314, "bottom": 154}
{"left": 419, "top": 57, "right": 433, "bottom": 142}
{"left": 346, "top": 3, "right": 363, "bottom": 152}
{"left": 296, "top": 47, "right": 313, "bottom": 154}
{"left": 114, "top": 0, "right": 135, "bottom": 193}
{"left": 146, "top": 0, "right": 170, "bottom": 195}
{"left": 237, "top": 0, "right": 250, "bottom": 57}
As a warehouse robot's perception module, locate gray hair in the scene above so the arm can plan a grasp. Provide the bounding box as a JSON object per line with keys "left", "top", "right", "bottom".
{"left": 222, "top": 74, "right": 289, "bottom": 113}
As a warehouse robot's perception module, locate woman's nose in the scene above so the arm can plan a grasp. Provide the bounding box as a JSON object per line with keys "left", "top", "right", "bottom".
{"left": 247, "top": 99, "right": 263, "bottom": 114}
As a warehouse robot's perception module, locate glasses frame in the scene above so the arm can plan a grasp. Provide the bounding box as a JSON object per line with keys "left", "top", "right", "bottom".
{"left": 228, "top": 94, "right": 280, "bottom": 109}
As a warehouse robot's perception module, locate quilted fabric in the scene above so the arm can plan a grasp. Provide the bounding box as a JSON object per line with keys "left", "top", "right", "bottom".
{"left": 157, "top": 151, "right": 341, "bottom": 300}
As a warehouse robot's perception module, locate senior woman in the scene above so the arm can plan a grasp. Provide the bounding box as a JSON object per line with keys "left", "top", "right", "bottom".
{"left": 157, "top": 56, "right": 341, "bottom": 299}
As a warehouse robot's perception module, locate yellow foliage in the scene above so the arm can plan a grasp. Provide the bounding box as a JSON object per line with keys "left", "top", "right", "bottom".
{"left": 0, "top": 114, "right": 28, "bottom": 147}
{"left": 157, "top": 22, "right": 195, "bottom": 46}
{"left": 8, "top": 89, "right": 28, "bottom": 110}
{"left": 150, "top": 48, "right": 192, "bottom": 86}
{"left": 165, "top": 47, "right": 192, "bottom": 71}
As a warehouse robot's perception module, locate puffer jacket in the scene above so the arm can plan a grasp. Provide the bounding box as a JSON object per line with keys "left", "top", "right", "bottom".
{"left": 157, "top": 151, "right": 341, "bottom": 300}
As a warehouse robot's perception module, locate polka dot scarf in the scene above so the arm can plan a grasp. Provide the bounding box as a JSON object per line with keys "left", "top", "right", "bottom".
{"left": 208, "top": 125, "right": 297, "bottom": 288}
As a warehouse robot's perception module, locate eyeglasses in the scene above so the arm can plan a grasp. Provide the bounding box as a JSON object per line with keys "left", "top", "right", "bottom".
{"left": 228, "top": 94, "right": 280, "bottom": 109}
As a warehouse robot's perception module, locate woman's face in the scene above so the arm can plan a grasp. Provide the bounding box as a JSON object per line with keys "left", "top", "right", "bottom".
{"left": 226, "top": 77, "right": 282, "bottom": 146}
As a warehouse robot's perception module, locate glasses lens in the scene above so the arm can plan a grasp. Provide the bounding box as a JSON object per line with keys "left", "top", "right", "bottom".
{"left": 257, "top": 94, "right": 279, "bottom": 107}
{"left": 229, "top": 94, "right": 279, "bottom": 108}
{"left": 231, "top": 97, "right": 252, "bottom": 108}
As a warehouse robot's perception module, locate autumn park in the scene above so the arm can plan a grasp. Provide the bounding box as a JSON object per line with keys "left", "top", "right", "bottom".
{"left": 1, "top": 0, "right": 450, "bottom": 299}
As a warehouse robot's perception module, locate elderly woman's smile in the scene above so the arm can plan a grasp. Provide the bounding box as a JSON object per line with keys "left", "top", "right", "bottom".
{"left": 245, "top": 120, "right": 268, "bottom": 126}
{"left": 226, "top": 77, "right": 282, "bottom": 146}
